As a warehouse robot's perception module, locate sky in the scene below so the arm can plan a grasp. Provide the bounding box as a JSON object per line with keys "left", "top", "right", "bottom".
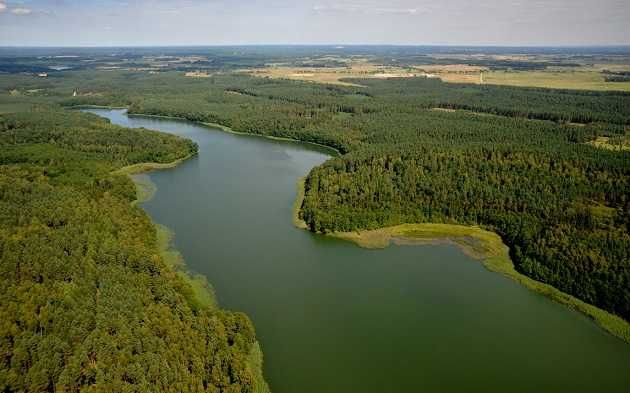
{"left": 0, "top": 0, "right": 629, "bottom": 47}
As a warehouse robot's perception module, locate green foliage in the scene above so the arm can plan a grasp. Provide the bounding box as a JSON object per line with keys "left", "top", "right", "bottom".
{"left": 1, "top": 67, "right": 629, "bottom": 356}
{"left": 302, "top": 143, "right": 630, "bottom": 320}
{"left": 353, "top": 77, "right": 630, "bottom": 124}
{"left": 34, "top": 70, "right": 626, "bottom": 324}
{"left": 0, "top": 110, "right": 265, "bottom": 392}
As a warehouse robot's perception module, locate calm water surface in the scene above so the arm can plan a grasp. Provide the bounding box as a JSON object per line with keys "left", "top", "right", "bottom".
{"left": 87, "top": 109, "right": 630, "bottom": 393}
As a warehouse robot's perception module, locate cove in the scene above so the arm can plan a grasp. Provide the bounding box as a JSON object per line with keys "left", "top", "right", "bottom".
{"left": 86, "top": 109, "right": 630, "bottom": 393}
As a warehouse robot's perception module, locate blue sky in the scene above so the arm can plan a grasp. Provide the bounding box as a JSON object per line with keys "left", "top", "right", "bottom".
{"left": 0, "top": 0, "right": 629, "bottom": 46}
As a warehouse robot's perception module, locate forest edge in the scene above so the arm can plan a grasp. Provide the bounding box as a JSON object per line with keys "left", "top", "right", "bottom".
{"left": 83, "top": 105, "right": 630, "bottom": 345}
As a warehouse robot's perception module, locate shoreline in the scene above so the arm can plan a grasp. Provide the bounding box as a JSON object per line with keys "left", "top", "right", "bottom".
{"left": 198, "top": 121, "right": 342, "bottom": 157}
{"left": 113, "top": 153, "right": 197, "bottom": 206}
{"left": 87, "top": 105, "right": 629, "bottom": 344}
{"left": 126, "top": 110, "right": 342, "bottom": 157}
{"left": 334, "top": 223, "right": 630, "bottom": 343}
{"left": 113, "top": 153, "right": 215, "bottom": 306}
{"left": 107, "top": 133, "right": 270, "bottom": 391}
{"left": 72, "top": 105, "right": 341, "bottom": 156}
{"left": 113, "top": 152, "right": 197, "bottom": 176}
{"left": 291, "top": 179, "right": 630, "bottom": 343}
{"left": 292, "top": 177, "right": 309, "bottom": 229}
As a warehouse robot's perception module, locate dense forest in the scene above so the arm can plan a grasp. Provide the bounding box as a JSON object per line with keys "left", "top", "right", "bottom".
{"left": 0, "top": 67, "right": 629, "bottom": 378}
{"left": 0, "top": 110, "right": 268, "bottom": 391}
{"left": 5, "top": 69, "right": 623, "bottom": 325}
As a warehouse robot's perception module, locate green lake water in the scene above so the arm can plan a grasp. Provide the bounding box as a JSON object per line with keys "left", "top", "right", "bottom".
{"left": 86, "top": 109, "right": 630, "bottom": 393}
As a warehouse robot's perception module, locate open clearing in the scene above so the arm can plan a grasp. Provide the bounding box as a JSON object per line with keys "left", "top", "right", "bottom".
{"left": 246, "top": 59, "right": 630, "bottom": 92}
{"left": 480, "top": 70, "right": 630, "bottom": 91}
{"left": 245, "top": 61, "right": 429, "bottom": 86}
{"left": 587, "top": 136, "right": 630, "bottom": 151}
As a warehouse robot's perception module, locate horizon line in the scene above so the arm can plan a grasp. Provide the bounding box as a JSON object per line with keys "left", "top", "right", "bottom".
{"left": 2, "top": 43, "right": 630, "bottom": 49}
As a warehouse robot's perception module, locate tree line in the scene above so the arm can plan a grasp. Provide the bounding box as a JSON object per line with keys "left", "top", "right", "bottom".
{"left": 0, "top": 110, "right": 267, "bottom": 392}
{"left": 1, "top": 68, "right": 629, "bottom": 350}
{"left": 50, "top": 70, "right": 630, "bottom": 323}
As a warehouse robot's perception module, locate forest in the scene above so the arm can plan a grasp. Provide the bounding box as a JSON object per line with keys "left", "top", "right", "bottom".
{"left": 0, "top": 64, "right": 629, "bottom": 388}
{"left": 5, "top": 69, "right": 623, "bottom": 324}
{"left": 0, "top": 110, "right": 267, "bottom": 391}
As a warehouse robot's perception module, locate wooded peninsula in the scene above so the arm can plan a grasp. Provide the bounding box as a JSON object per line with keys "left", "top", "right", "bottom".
{"left": 1, "top": 46, "right": 629, "bottom": 391}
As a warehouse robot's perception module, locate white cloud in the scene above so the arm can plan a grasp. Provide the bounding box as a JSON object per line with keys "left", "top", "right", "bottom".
{"left": 11, "top": 7, "right": 32, "bottom": 15}
{"left": 0, "top": 3, "right": 6, "bottom": 13}
{"left": 313, "top": 2, "right": 423, "bottom": 15}
{"left": 374, "top": 7, "right": 419, "bottom": 14}
{"left": 0, "top": 0, "right": 628, "bottom": 46}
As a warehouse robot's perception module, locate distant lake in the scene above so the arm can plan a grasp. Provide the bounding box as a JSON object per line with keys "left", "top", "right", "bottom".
{"left": 87, "top": 108, "right": 630, "bottom": 393}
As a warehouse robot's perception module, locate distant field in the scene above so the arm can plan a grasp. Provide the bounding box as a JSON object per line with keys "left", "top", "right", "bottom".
{"left": 247, "top": 66, "right": 363, "bottom": 86}
{"left": 480, "top": 70, "right": 630, "bottom": 91}
{"left": 247, "top": 62, "right": 630, "bottom": 92}
{"left": 246, "top": 61, "right": 425, "bottom": 86}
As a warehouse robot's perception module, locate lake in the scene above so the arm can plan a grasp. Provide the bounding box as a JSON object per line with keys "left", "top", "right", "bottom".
{"left": 86, "top": 109, "right": 630, "bottom": 393}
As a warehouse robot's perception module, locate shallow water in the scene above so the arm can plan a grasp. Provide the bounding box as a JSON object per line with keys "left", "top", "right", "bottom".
{"left": 88, "top": 109, "right": 630, "bottom": 393}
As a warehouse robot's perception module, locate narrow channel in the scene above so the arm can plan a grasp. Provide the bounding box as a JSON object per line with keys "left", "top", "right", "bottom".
{"left": 87, "top": 109, "right": 630, "bottom": 393}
